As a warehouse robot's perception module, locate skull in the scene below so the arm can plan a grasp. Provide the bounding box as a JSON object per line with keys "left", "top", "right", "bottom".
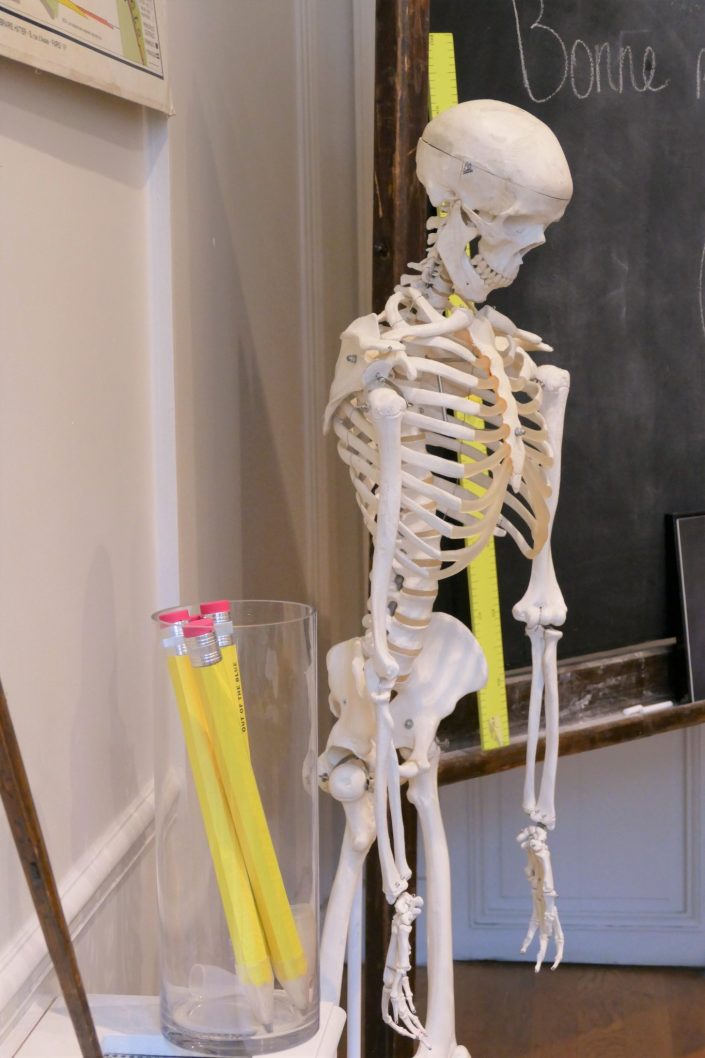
{"left": 416, "top": 99, "right": 573, "bottom": 304}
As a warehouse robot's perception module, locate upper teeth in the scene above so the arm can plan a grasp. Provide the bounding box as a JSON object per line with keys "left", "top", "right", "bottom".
{"left": 472, "top": 254, "right": 511, "bottom": 288}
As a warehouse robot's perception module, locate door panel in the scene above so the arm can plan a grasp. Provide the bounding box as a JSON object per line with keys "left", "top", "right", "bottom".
{"left": 417, "top": 729, "right": 705, "bottom": 965}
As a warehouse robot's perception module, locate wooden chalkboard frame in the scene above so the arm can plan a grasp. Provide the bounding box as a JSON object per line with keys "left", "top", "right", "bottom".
{"left": 0, "top": 676, "right": 101, "bottom": 1058}
{"left": 364, "top": 3, "right": 429, "bottom": 1056}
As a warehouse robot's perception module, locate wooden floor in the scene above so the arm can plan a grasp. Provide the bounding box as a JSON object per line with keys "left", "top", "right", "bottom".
{"left": 349, "top": 962, "right": 705, "bottom": 1058}
{"left": 412, "top": 963, "right": 705, "bottom": 1058}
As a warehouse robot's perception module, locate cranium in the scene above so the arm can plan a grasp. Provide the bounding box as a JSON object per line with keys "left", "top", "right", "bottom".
{"left": 416, "top": 99, "right": 573, "bottom": 304}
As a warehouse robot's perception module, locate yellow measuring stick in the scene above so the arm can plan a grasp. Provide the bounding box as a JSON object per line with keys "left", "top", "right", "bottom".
{"left": 429, "top": 33, "right": 460, "bottom": 118}
{"left": 165, "top": 651, "right": 274, "bottom": 1026}
{"left": 457, "top": 407, "right": 510, "bottom": 751}
{"left": 186, "top": 626, "right": 309, "bottom": 1012}
{"left": 428, "top": 31, "right": 509, "bottom": 750}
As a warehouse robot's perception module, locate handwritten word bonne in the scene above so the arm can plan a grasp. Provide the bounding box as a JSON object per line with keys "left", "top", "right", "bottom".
{"left": 511, "top": 0, "right": 670, "bottom": 102}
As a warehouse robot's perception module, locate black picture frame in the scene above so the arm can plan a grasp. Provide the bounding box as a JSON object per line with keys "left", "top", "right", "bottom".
{"left": 672, "top": 512, "right": 705, "bottom": 704}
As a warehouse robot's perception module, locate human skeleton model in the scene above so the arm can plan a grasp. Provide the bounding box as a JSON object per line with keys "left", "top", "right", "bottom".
{"left": 318, "top": 100, "right": 573, "bottom": 1058}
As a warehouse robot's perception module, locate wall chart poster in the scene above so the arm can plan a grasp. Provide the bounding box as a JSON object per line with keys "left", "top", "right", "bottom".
{"left": 0, "top": 0, "right": 170, "bottom": 112}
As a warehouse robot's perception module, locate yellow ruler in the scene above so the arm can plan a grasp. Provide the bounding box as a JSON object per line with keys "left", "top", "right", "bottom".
{"left": 429, "top": 32, "right": 459, "bottom": 117}
{"left": 428, "top": 32, "right": 509, "bottom": 750}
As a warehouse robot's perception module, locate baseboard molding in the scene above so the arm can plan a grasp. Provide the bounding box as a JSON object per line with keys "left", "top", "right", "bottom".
{"left": 0, "top": 781, "right": 155, "bottom": 1041}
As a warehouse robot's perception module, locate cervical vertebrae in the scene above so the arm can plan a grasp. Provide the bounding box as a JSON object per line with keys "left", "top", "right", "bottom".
{"left": 400, "top": 218, "right": 453, "bottom": 311}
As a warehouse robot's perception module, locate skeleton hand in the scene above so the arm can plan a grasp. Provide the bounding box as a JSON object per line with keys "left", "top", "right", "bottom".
{"left": 381, "top": 893, "right": 427, "bottom": 1041}
{"left": 517, "top": 826, "right": 564, "bottom": 972}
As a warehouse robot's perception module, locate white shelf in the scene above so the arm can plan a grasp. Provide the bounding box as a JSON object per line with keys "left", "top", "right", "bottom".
{"left": 13, "top": 996, "right": 345, "bottom": 1058}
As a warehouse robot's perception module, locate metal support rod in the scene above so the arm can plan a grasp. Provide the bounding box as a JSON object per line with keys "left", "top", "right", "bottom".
{"left": 0, "top": 675, "right": 101, "bottom": 1058}
{"left": 346, "top": 872, "right": 363, "bottom": 1058}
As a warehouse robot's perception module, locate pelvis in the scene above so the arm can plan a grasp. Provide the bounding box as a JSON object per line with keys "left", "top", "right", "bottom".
{"left": 323, "top": 612, "right": 487, "bottom": 775}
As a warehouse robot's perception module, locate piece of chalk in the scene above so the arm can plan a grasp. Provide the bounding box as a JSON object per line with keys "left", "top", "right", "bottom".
{"left": 623, "top": 700, "right": 673, "bottom": 717}
{"left": 642, "top": 700, "right": 674, "bottom": 714}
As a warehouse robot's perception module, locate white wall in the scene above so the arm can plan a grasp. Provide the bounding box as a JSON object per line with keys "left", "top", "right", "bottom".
{"left": 165, "top": 0, "right": 365, "bottom": 900}
{"left": 167, "top": 0, "right": 363, "bottom": 619}
{"left": 0, "top": 0, "right": 365, "bottom": 1042}
{"left": 0, "top": 58, "right": 161, "bottom": 1036}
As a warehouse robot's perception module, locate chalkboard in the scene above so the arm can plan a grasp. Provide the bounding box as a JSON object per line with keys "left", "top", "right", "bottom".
{"left": 432, "top": 0, "right": 705, "bottom": 668}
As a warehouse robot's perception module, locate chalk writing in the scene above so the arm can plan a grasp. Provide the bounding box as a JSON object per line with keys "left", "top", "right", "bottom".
{"left": 511, "top": 0, "right": 566, "bottom": 101}
{"left": 511, "top": 0, "right": 670, "bottom": 101}
{"left": 693, "top": 52, "right": 704, "bottom": 101}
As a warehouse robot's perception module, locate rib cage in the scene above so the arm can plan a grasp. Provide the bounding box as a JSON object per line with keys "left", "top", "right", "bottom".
{"left": 331, "top": 316, "right": 553, "bottom": 679}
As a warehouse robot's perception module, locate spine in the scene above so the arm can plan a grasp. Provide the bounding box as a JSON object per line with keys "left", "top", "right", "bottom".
{"left": 399, "top": 228, "right": 453, "bottom": 312}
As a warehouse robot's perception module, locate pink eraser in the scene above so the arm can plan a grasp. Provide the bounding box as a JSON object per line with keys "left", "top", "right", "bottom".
{"left": 160, "top": 609, "right": 191, "bottom": 624}
{"left": 183, "top": 618, "right": 214, "bottom": 638}
{"left": 200, "top": 599, "right": 230, "bottom": 615}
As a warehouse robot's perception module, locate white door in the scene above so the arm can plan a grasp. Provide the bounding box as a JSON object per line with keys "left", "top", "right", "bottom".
{"left": 418, "top": 728, "right": 705, "bottom": 965}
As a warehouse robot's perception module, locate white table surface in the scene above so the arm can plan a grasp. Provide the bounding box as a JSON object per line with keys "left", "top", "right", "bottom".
{"left": 13, "top": 996, "right": 345, "bottom": 1058}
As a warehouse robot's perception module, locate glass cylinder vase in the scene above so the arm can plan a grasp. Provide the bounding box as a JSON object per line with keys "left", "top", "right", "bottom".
{"left": 152, "top": 600, "right": 319, "bottom": 1055}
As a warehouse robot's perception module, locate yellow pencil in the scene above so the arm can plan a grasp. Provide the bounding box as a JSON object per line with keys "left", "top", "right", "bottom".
{"left": 200, "top": 601, "right": 252, "bottom": 759}
{"left": 158, "top": 611, "right": 274, "bottom": 1029}
{"left": 184, "top": 618, "right": 309, "bottom": 1012}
